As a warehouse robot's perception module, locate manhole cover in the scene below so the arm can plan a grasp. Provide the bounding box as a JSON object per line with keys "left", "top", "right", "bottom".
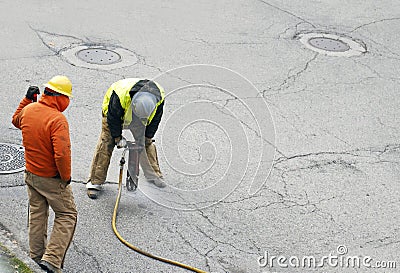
{"left": 62, "top": 45, "right": 138, "bottom": 70}
{"left": 297, "top": 32, "right": 366, "bottom": 57}
{"left": 308, "top": 37, "right": 350, "bottom": 52}
{"left": 0, "top": 143, "right": 25, "bottom": 174}
{"left": 76, "top": 48, "right": 121, "bottom": 65}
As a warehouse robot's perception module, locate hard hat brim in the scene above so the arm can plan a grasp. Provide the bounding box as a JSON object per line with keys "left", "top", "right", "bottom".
{"left": 44, "top": 84, "right": 74, "bottom": 97}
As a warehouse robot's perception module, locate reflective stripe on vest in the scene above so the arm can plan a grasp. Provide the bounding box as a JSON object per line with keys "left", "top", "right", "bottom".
{"left": 146, "top": 81, "right": 165, "bottom": 125}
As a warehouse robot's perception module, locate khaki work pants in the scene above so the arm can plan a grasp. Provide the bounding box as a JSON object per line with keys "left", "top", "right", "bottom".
{"left": 25, "top": 171, "right": 77, "bottom": 269}
{"left": 88, "top": 116, "right": 162, "bottom": 185}
{"left": 143, "top": 137, "right": 163, "bottom": 179}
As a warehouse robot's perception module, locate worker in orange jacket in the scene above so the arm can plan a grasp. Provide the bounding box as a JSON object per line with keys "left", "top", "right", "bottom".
{"left": 12, "top": 76, "right": 77, "bottom": 273}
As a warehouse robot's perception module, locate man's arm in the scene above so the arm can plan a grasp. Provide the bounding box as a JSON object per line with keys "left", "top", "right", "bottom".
{"left": 52, "top": 117, "right": 72, "bottom": 182}
{"left": 145, "top": 101, "right": 164, "bottom": 139}
{"left": 12, "top": 97, "right": 32, "bottom": 129}
{"left": 107, "top": 90, "right": 124, "bottom": 140}
{"left": 12, "top": 86, "right": 40, "bottom": 129}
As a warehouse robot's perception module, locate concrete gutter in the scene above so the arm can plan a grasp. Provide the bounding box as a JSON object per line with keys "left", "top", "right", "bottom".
{"left": 0, "top": 226, "right": 42, "bottom": 273}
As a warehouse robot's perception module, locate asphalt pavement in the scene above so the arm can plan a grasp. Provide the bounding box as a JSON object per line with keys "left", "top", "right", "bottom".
{"left": 0, "top": 1, "right": 399, "bottom": 273}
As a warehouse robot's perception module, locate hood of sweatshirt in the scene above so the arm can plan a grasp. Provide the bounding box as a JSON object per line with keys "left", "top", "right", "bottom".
{"left": 38, "top": 93, "right": 70, "bottom": 112}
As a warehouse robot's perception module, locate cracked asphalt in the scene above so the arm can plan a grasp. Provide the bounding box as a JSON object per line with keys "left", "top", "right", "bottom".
{"left": 0, "top": 1, "right": 399, "bottom": 273}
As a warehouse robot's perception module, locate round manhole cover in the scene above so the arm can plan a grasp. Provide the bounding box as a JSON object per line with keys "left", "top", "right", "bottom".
{"left": 0, "top": 143, "right": 25, "bottom": 174}
{"left": 308, "top": 37, "right": 350, "bottom": 52}
{"left": 297, "top": 32, "right": 366, "bottom": 57}
{"left": 76, "top": 48, "right": 121, "bottom": 65}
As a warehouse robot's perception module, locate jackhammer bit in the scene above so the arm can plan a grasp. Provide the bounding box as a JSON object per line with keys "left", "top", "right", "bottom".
{"left": 126, "top": 141, "right": 141, "bottom": 191}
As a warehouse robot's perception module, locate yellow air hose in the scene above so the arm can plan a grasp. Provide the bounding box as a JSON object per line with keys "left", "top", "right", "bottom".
{"left": 111, "top": 150, "right": 208, "bottom": 273}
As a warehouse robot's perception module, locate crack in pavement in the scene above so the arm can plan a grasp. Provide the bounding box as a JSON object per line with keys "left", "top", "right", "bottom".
{"left": 276, "top": 157, "right": 363, "bottom": 174}
{"left": 256, "top": 188, "right": 348, "bottom": 233}
{"left": 70, "top": 240, "right": 104, "bottom": 273}
{"left": 278, "top": 21, "right": 314, "bottom": 40}
{"left": 264, "top": 101, "right": 312, "bottom": 139}
{"left": 274, "top": 144, "right": 400, "bottom": 169}
{"left": 365, "top": 234, "right": 400, "bottom": 249}
{"left": 167, "top": 144, "right": 399, "bottom": 209}
{"left": 29, "top": 27, "right": 84, "bottom": 55}
{"left": 280, "top": 193, "right": 340, "bottom": 214}
{"left": 264, "top": 100, "right": 359, "bottom": 149}
{"left": 256, "top": 0, "right": 316, "bottom": 28}
{"left": 263, "top": 53, "right": 318, "bottom": 96}
{"left": 368, "top": 144, "right": 400, "bottom": 156}
{"left": 170, "top": 225, "right": 212, "bottom": 272}
{"left": 28, "top": 26, "right": 155, "bottom": 77}
{"left": 349, "top": 17, "right": 400, "bottom": 33}
{"left": 158, "top": 140, "right": 399, "bottom": 269}
{"left": 361, "top": 35, "right": 400, "bottom": 59}
{"left": 194, "top": 225, "right": 258, "bottom": 256}
{"left": 218, "top": 191, "right": 266, "bottom": 205}
{"left": 141, "top": 57, "right": 164, "bottom": 74}
{"left": 206, "top": 97, "right": 283, "bottom": 157}
{"left": 370, "top": 49, "right": 400, "bottom": 61}
{"left": 197, "top": 210, "right": 224, "bottom": 231}
{"left": 351, "top": 59, "right": 383, "bottom": 79}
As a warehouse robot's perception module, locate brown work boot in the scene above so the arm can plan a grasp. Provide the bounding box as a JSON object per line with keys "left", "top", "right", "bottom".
{"left": 39, "top": 260, "right": 62, "bottom": 273}
{"left": 86, "top": 181, "right": 102, "bottom": 199}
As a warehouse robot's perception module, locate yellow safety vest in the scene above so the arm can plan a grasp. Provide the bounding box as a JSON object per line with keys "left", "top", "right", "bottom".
{"left": 102, "top": 78, "right": 165, "bottom": 126}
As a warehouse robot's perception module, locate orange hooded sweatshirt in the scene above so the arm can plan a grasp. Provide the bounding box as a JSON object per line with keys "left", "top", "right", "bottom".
{"left": 12, "top": 94, "right": 71, "bottom": 182}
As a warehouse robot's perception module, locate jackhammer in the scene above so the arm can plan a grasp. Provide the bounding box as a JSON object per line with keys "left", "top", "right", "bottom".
{"left": 112, "top": 141, "right": 208, "bottom": 273}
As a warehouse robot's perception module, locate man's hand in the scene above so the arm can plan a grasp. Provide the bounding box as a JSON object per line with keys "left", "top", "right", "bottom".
{"left": 26, "top": 86, "right": 40, "bottom": 102}
{"left": 115, "top": 136, "right": 127, "bottom": 149}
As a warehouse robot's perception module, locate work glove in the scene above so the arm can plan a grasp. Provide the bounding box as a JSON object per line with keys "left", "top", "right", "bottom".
{"left": 26, "top": 86, "right": 40, "bottom": 102}
{"left": 145, "top": 137, "right": 154, "bottom": 148}
{"left": 115, "top": 136, "right": 127, "bottom": 149}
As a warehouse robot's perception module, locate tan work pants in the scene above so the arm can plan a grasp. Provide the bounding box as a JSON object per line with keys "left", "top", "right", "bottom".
{"left": 25, "top": 171, "right": 77, "bottom": 269}
{"left": 88, "top": 117, "right": 115, "bottom": 185}
{"left": 142, "top": 137, "right": 163, "bottom": 179}
{"left": 88, "top": 116, "right": 162, "bottom": 185}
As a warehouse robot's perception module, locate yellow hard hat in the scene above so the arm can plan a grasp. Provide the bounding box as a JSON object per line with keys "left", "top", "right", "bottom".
{"left": 44, "top": 75, "right": 73, "bottom": 97}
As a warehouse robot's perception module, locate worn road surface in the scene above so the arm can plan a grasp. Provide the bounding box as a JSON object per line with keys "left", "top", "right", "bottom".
{"left": 0, "top": 1, "right": 399, "bottom": 272}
